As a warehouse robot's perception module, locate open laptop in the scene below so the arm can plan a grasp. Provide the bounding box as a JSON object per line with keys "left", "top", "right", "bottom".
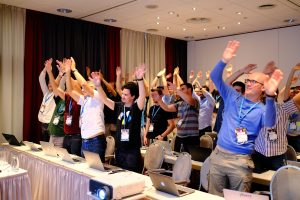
{"left": 223, "top": 189, "right": 268, "bottom": 200}
{"left": 187, "top": 145, "right": 212, "bottom": 162}
{"left": 83, "top": 150, "right": 118, "bottom": 171}
{"left": 55, "top": 147, "right": 83, "bottom": 163}
{"left": 2, "top": 133, "right": 25, "bottom": 146}
{"left": 23, "top": 141, "right": 42, "bottom": 151}
{"left": 148, "top": 171, "right": 195, "bottom": 197}
{"left": 40, "top": 141, "right": 58, "bottom": 157}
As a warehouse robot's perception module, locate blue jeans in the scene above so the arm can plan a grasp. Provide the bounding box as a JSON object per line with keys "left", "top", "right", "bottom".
{"left": 82, "top": 135, "right": 107, "bottom": 162}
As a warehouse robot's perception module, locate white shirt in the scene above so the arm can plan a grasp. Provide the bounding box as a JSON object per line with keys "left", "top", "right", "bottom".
{"left": 38, "top": 92, "right": 56, "bottom": 123}
{"left": 193, "top": 90, "right": 216, "bottom": 130}
{"left": 78, "top": 91, "right": 105, "bottom": 139}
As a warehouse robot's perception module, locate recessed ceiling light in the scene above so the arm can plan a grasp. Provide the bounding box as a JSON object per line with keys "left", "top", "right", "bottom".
{"left": 203, "top": 28, "right": 207, "bottom": 31}
{"left": 222, "top": 26, "right": 226, "bottom": 30}
{"left": 193, "top": 7, "right": 196, "bottom": 11}
{"left": 236, "top": 11, "right": 243, "bottom": 15}
{"left": 237, "top": 22, "right": 241, "bottom": 25}
{"left": 146, "top": 28, "right": 158, "bottom": 32}
{"left": 145, "top": 4, "right": 158, "bottom": 9}
{"left": 166, "top": 26, "right": 170, "bottom": 30}
{"left": 258, "top": 4, "right": 276, "bottom": 10}
{"left": 168, "top": 11, "right": 175, "bottom": 15}
{"left": 183, "top": 28, "right": 186, "bottom": 31}
{"left": 57, "top": 8, "right": 72, "bottom": 13}
{"left": 156, "top": 22, "right": 160, "bottom": 25}
{"left": 283, "top": 18, "right": 296, "bottom": 24}
{"left": 104, "top": 18, "right": 117, "bottom": 23}
{"left": 157, "top": 16, "right": 160, "bottom": 20}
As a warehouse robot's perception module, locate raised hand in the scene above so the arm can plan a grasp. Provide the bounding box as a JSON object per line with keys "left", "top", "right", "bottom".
{"left": 222, "top": 40, "right": 240, "bottom": 63}
{"left": 70, "top": 57, "right": 76, "bottom": 71}
{"left": 86, "top": 66, "right": 91, "bottom": 77}
{"left": 135, "top": 64, "right": 146, "bottom": 79}
{"left": 226, "top": 64, "right": 233, "bottom": 73}
{"left": 206, "top": 71, "right": 210, "bottom": 79}
{"left": 166, "top": 73, "right": 172, "bottom": 79}
{"left": 242, "top": 64, "right": 257, "bottom": 74}
{"left": 197, "top": 71, "right": 202, "bottom": 79}
{"left": 167, "top": 81, "right": 177, "bottom": 91}
{"left": 263, "top": 61, "right": 277, "bottom": 76}
{"left": 64, "top": 59, "right": 72, "bottom": 73}
{"left": 89, "top": 72, "right": 101, "bottom": 87}
{"left": 157, "top": 68, "right": 166, "bottom": 77}
{"left": 173, "top": 67, "right": 179, "bottom": 75}
{"left": 264, "top": 69, "right": 283, "bottom": 95}
{"left": 293, "top": 63, "right": 300, "bottom": 71}
{"left": 189, "top": 70, "right": 194, "bottom": 79}
{"left": 56, "top": 60, "right": 65, "bottom": 75}
{"left": 116, "top": 66, "right": 121, "bottom": 77}
{"left": 44, "top": 58, "right": 53, "bottom": 72}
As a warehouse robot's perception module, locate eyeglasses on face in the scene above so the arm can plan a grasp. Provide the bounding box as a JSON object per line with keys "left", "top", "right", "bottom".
{"left": 244, "top": 79, "right": 263, "bottom": 85}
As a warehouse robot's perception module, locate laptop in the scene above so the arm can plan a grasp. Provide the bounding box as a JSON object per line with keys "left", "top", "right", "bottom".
{"left": 223, "top": 189, "right": 268, "bottom": 200}
{"left": 148, "top": 171, "right": 195, "bottom": 197}
{"left": 23, "top": 141, "right": 42, "bottom": 151}
{"left": 2, "top": 133, "right": 25, "bottom": 146}
{"left": 40, "top": 141, "right": 58, "bottom": 157}
{"left": 187, "top": 145, "right": 212, "bottom": 162}
{"left": 55, "top": 147, "right": 83, "bottom": 163}
{"left": 83, "top": 150, "right": 118, "bottom": 171}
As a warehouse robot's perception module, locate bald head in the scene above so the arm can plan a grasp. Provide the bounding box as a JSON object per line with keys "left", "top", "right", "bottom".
{"left": 244, "top": 72, "right": 266, "bottom": 102}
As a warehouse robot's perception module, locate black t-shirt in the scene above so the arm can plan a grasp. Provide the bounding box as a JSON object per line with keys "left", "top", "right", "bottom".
{"left": 115, "top": 102, "right": 142, "bottom": 150}
{"left": 147, "top": 105, "right": 174, "bottom": 139}
{"left": 104, "top": 93, "right": 121, "bottom": 124}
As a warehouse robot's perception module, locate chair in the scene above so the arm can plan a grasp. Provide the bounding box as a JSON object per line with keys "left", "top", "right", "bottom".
{"left": 105, "top": 136, "right": 115, "bottom": 164}
{"left": 142, "top": 143, "right": 165, "bottom": 174}
{"left": 205, "top": 132, "right": 217, "bottom": 141}
{"left": 200, "top": 135, "right": 214, "bottom": 150}
{"left": 270, "top": 165, "right": 300, "bottom": 200}
{"left": 199, "top": 156, "right": 211, "bottom": 192}
{"left": 286, "top": 145, "right": 297, "bottom": 161}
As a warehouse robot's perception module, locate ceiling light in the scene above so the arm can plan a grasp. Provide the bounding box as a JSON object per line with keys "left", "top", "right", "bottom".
{"left": 104, "top": 18, "right": 117, "bottom": 23}
{"left": 236, "top": 11, "right": 243, "bottom": 15}
{"left": 203, "top": 28, "right": 207, "bottom": 31}
{"left": 156, "top": 22, "right": 160, "bottom": 25}
{"left": 183, "top": 28, "right": 186, "bottom": 31}
{"left": 237, "top": 22, "right": 241, "bottom": 25}
{"left": 157, "top": 16, "right": 160, "bottom": 20}
{"left": 222, "top": 26, "right": 226, "bottom": 30}
{"left": 57, "top": 8, "right": 72, "bottom": 13}
{"left": 146, "top": 28, "right": 158, "bottom": 32}
{"left": 193, "top": 7, "right": 196, "bottom": 11}
{"left": 283, "top": 18, "right": 296, "bottom": 24}
{"left": 166, "top": 26, "right": 170, "bottom": 30}
{"left": 168, "top": 11, "right": 175, "bottom": 15}
{"left": 145, "top": 4, "right": 158, "bottom": 9}
{"left": 258, "top": 4, "right": 276, "bottom": 10}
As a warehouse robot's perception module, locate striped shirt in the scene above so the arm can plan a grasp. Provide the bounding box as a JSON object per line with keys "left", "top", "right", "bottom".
{"left": 175, "top": 99, "right": 199, "bottom": 138}
{"left": 255, "top": 100, "right": 298, "bottom": 157}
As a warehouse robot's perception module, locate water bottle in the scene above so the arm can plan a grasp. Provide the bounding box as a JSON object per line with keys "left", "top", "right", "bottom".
{"left": 10, "top": 154, "right": 19, "bottom": 172}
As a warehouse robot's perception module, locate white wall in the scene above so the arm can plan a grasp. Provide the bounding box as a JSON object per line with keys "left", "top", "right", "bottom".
{"left": 187, "top": 25, "right": 300, "bottom": 88}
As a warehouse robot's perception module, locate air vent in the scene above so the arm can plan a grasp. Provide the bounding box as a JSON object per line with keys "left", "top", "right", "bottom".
{"left": 184, "top": 36, "right": 194, "bottom": 40}
{"left": 57, "top": 8, "right": 72, "bottom": 13}
{"left": 104, "top": 19, "right": 117, "bottom": 23}
{"left": 258, "top": 4, "right": 276, "bottom": 9}
{"left": 283, "top": 18, "right": 296, "bottom": 24}
{"left": 145, "top": 4, "right": 158, "bottom": 9}
{"left": 146, "top": 29, "right": 158, "bottom": 32}
{"left": 186, "top": 17, "right": 210, "bottom": 24}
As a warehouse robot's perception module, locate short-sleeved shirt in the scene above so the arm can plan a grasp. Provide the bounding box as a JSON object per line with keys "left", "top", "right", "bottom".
{"left": 38, "top": 92, "right": 56, "bottom": 123}
{"left": 48, "top": 96, "right": 65, "bottom": 137}
{"left": 174, "top": 99, "right": 199, "bottom": 138}
{"left": 64, "top": 94, "right": 81, "bottom": 135}
{"left": 115, "top": 102, "right": 142, "bottom": 150}
{"left": 146, "top": 105, "right": 174, "bottom": 139}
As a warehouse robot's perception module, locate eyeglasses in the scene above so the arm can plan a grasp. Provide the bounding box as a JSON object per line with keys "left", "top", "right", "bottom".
{"left": 244, "top": 79, "right": 263, "bottom": 85}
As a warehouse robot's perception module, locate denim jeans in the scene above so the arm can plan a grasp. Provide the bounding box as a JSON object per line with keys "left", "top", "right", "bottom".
{"left": 81, "top": 135, "right": 107, "bottom": 162}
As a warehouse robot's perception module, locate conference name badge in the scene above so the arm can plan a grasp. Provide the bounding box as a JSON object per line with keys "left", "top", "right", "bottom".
{"left": 121, "top": 129, "right": 129, "bottom": 141}
{"left": 235, "top": 127, "right": 248, "bottom": 144}
{"left": 53, "top": 116, "right": 59, "bottom": 125}
{"left": 66, "top": 115, "right": 73, "bottom": 126}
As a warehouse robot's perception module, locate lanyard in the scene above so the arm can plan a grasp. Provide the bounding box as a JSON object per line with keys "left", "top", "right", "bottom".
{"left": 80, "top": 97, "right": 88, "bottom": 117}
{"left": 151, "top": 106, "right": 160, "bottom": 122}
{"left": 43, "top": 93, "right": 53, "bottom": 104}
{"left": 238, "top": 98, "right": 259, "bottom": 125}
{"left": 57, "top": 101, "right": 65, "bottom": 113}
{"left": 68, "top": 98, "right": 73, "bottom": 114}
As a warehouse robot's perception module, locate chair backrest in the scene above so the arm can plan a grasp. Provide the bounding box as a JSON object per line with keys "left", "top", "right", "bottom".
{"left": 200, "top": 135, "right": 213, "bottom": 149}
{"left": 205, "top": 132, "right": 217, "bottom": 140}
{"left": 172, "top": 152, "right": 192, "bottom": 183}
{"left": 270, "top": 165, "right": 300, "bottom": 200}
{"left": 105, "top": 136, "right": 115, "bottom": 161}
{"left": 144, "top": 143, "right": 165, "bottom": 172}
{"left": 286, "top": 145, "right": 297, "bottom": 161}
{"left": 199, "top": 156, "right": 211, "bottom": 191}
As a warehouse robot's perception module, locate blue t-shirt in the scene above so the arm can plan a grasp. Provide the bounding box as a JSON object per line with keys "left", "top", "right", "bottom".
{"left": 210, "top": 60, "right": 276, "bottom": 155}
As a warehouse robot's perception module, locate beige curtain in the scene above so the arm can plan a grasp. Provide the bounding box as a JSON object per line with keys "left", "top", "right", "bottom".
{"left": 145, "top": 33, "right": 166, "bottom": 89}
{"left": 120, "top": 29, "right": 145, "bottom": 82}
{"left": 0, "top": 4, "right": 25, "bottom": 141}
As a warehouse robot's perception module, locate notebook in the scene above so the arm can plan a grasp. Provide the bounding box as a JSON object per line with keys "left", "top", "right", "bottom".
{"left": 55, "top": 147, "right": 83, "bottom": 163}
{"left": 2, "top": 133, "right": 24, "bottom": 146}
{"left": 83, "top": 150, "right": 118, "bottom": 171}
{"left": 223, "top": 189, "right": 268, "bottom": 200}
{"left": 23, "top": 141, "right": 42, "bottom": 151}
{"left": 40, "top": 141, "right": 58, "bottom": 157}
{"left": 148, "top": 171, "right": 195, "bottom": 197}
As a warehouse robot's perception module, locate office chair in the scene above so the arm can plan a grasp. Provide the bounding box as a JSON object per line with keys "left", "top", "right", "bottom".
{"left": 142, "top": 143, "right": 165, "bottom": 175}
{"left": 105, "top": 136, "right": 115, "bottom": 164}
{"left": 200, "top": 135, "right": 214, "bottom": 150}
{"left": 286, "top": 145, "right": 297, "bottom": 161}
{"left": 199, "top": 156, "right": 211, "bottom": 192}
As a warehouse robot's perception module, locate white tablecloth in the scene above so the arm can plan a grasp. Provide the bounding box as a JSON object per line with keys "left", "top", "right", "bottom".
{"left": 0, "top": 168, "right": 32, "bottom": 200}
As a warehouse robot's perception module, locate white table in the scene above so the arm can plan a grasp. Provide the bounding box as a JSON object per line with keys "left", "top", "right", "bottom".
{"left": 0, "top": 168, "right": 32, "bottom": 200}
{"left": 141, "top": 149, "right": 275, "bottom": 186}
{"left": 2, "top": 144, "right": 224, "bottom": 200}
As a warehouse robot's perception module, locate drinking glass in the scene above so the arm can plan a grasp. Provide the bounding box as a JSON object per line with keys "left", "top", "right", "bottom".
{"left": 10, "top": 154, "right": 19, "bottom": 172}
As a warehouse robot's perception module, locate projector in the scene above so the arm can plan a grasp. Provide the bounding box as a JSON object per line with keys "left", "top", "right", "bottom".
{"left": 89, "top": 171, "right": 145, "bottom": 200}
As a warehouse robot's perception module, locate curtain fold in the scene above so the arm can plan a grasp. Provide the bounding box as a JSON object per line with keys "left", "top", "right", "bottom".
{"left": 107, "top": 26, "right": 121, "bottom": 82}
{"left": 0, "top": 4, "right": 25, "bottom": 141}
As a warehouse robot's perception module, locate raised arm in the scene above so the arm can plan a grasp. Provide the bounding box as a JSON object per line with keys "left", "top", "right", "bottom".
{"left": 45, "top": 59, "right": 65, "bottom": 100}
{"left": 65, "top": 59, "right": 81, "bottom": 102}
{"left": 188, "top": 70, "right": 194, "bottom": 83}
{"left": 225, "top": 64, "right": 257, "bottom": 85}
{"left": 135, "top": 64, "right": 147, "bottom": 110}
{"left": 153, "top": 92, "right": 177, "bottom": 112}
{"left": 99, "top": 71, "right": 117, "bottom": 97}
{"left": 283, "top": 63, "right": 300, "bottom": 101}
{"left": 115, "top": 66, "right": 122, "bottom": 97}
{"left": 91, "top": 72, "right": 115, "bottom": 110}
{"left": 39, "top": 65, "right": 49, "bottom": 95}
{"left": 168, "top": 81, "right": 197, "bottom": 106}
